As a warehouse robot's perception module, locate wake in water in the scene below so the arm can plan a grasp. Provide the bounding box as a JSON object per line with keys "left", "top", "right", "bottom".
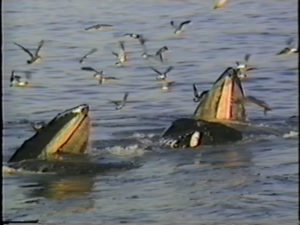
{"left": 93, "top": 114, "right": 299, "bottom": 160}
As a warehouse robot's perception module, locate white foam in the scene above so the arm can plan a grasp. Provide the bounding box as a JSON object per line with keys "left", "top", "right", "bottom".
{"left": 131, "top": 132, "right": 155, "bottom": 139}
{"left": 2, "top": 165, "right": 55, "bottom": 175}
{"left": 3, "top": 165, "right": 19, "bottom": 175}
{"left": 283, "top": 131, "right": 298, "bottom": 139}
{"left": 106, "top": 144, "right": 146, "bottom": 157}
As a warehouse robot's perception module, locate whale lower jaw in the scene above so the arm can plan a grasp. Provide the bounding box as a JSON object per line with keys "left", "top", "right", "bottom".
{"left": 162, "top": 118, "right": 243, "bottom": 148}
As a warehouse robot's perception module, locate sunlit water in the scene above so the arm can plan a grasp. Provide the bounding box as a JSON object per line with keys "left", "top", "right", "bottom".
{"left": 2, "top": 0, "right": 298, "bottom": 224}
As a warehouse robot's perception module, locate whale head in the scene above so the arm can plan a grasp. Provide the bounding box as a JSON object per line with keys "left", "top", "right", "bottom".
{"left": 9, "top": 104, "right": 90, "bottom": 163}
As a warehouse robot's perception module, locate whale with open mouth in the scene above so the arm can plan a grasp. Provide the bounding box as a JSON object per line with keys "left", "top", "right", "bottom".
{"left": 5, "top": 104, "right": 136, "bottom": 174}
{"left": 162, "top": 67, "right": 272, "bottom": 148}
{"left": 9, "top": 104, "right": 90, "bottom": 163}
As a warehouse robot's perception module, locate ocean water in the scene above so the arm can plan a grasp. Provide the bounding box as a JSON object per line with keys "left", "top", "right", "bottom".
{"left": 2, "top": 0, "right": 298, "bottom": 224}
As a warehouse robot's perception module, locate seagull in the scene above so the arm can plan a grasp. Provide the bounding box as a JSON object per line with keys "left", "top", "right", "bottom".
{"left": 141, "top": 46, "right": 169, "bottom": 62}
{"left": 84, "top": 24, "right": 113, "bottom": 31}
{"left": 124, "top": 33, "right": 147, "bottom": 50}
{"left": 277, "top": 37, "right": 298, "bottom": 55}
{"left": 10, "top": 70, "right": 30, "bottom": 87}
{"left": 110, "top": 92, "right": 129, "bottom": 110}
{"left": 170, "top": 20, "right": 191, "bottom": 35}
{"left": 124, "top": 33, "right": 146, "bottom": 43}
{"left": 150, "top": 66, "right": 173, "bottom": 81}
{"left": 193, "top": 84, "right": 209, "bottom": 102}
{"left": 112, "top": 41, "right": 127, "bottom": 66}
{"left": 79, "top": 48, "right": 97, "bottom": 63}
{"left": 236, "top": 54, "right": 256, "bottom": 71}
{"left": 14, "top": 40, "right": 44, "bottom": 64}
{"left": 213, "top": 0, "right": 228, "bottom": 9}
{"left": 81, "top": 67, "right": 117, "bottom": 84}
{"left": 124, "top": 33, "right": 142, "bottom": 39}
{"left": 236, "top": 68, "right": 248, "bottom": 80}
{"left": 156, "top": 46, "right": 169, "bottom": 62}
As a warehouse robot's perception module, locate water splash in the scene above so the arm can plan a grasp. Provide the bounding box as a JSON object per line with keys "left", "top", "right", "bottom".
{"left": 282, "top": 131, "right": 298, "bottom": 139}
{"left": 105, "top": 144, "right": 147, "bottom": 157}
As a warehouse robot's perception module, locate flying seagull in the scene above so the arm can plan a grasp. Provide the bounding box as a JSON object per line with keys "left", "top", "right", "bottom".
{"left": 112, "top": 41, "right": 127, "bottom": 67}
{"left": 193, "top": 84, "right": 209, "bottom": 102}
{"left": 170, "top": 20, "right": 191, "bottom": 35}
{"left": 142, "top": 46, "right": 169, "bottom": 62}
{"left": 14, "top": 40, "right": 44, "bottom": 64}
{"left": 110, "top": 92, "right": 129, "bottom": 110}
{"left": 236, "top": 54, "right": 256, "bottom": 71}
{"left": 79, "top": 48, "right": 97, "bottom": 63}
{"left": 150, "top": 66, "right": 173, "bottom": 81}
{"left": 84, "top": 24, "right": 113, "bottom": 31}
{"left": 277, "top": 37, "right": 298, "bottom": 55}
{"left": 81, "top": 67, "right": 117, "bottom": 84}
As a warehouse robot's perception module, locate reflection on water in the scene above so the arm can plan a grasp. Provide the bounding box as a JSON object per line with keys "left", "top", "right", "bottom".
{"left": 199, "top": 147, "right": 253, "bottom": 168}
{"left": 26, "top": 175, "right": 95, "bottom": 200}
{"left": 3, "top": 174, "right": 96, "bottom": 222}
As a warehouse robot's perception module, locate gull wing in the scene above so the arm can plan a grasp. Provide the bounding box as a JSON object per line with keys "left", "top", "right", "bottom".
{"left": 178, "top": 20, "right": 191, "bottom": 30}
{"left": 80, "top": 48, "right": 97, "bottom": 63}
{"left": 164, "top": 66, "right": 173, "bottom": 74}
{"left": 14, "top": 42, "right": 34, "bottom": 58}
{"left": 244, "top": 53, "right": 251, "bottom": 62}
{"left": 119, "top": 41, "right": 125, "bottom": 51}
{"left": 170, "top": 21, "right": 176, "bottom": 28}
{"left": 35, "top": 40, "right": 44, "bottom": 56}
{"left": 81, "top": 67, "right": 99, "bottom": 73}
{"left": 150, "top": 67, "right": 162, "bottom": 75}
{"left": 123, "top": 92, "right": 129, "bottom": 103}
{"left": 286, "top": 37, "right": 294, "bottom": 47}
{"left": 238, "top": 95, "right": 272, "bottom": 115}
{"left": 85, "top": 24, "right": 101, "bottom": 30}
{"left": 193, "top": 83, "right": 199, "bottom": 97}
{"left": 10, "top": 71, "right": 15, "bottom": 82}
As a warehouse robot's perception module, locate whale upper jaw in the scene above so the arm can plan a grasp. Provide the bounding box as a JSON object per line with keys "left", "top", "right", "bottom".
{"left": 193, "top": 67, "right": 247, "bottom": 123}
{"left": 8, "top": 104, "right": 90, "bottom": 163}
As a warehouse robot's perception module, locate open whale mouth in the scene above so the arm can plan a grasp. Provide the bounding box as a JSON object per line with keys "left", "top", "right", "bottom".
{"left": 9, "top": 104, "right": 90, "bottom": 163}
{"left": 193, "top": 67, "right": 247, "bottom": 123}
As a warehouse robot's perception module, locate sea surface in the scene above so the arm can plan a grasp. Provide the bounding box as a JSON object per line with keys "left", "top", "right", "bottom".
{"left": 2, "top": 0, "right": 298, "bottom": 224}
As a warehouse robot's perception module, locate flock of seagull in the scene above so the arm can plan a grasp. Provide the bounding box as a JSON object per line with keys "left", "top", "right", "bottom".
{"left": 9, "top": 0, "right": 298, "bottom": 113}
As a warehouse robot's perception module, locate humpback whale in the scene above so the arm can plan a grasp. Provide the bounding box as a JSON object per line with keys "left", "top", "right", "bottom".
{"left": 162, "top": 67, "right": 272, "bottom": 148}
{"left": 6, "top": 104, "right": 136, "bottom": 174}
